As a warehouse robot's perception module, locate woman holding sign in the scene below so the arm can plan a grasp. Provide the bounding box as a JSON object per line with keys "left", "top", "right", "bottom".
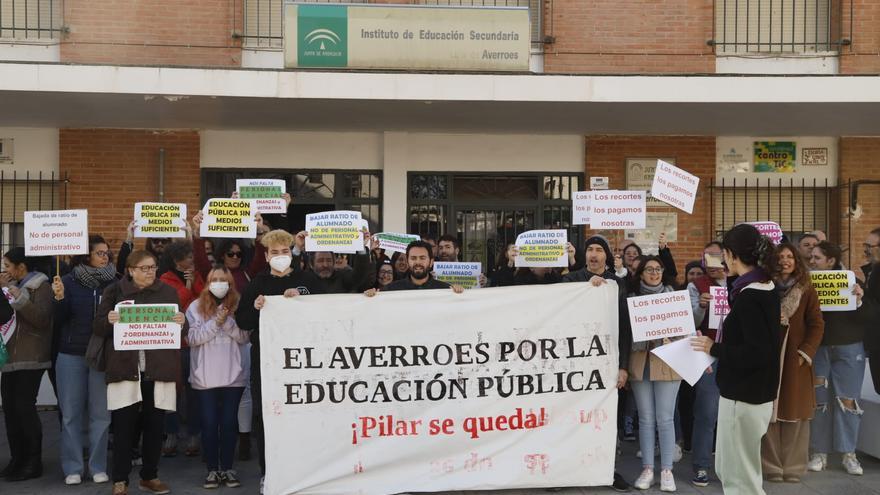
{"left": 762, "top": 243, "right": 824, "bottom": 482}
{"left": 52, "top": 235, "right": 120, "bottom": 485}
{"left": 93, "top": 250, "right": 187, "bottom": 495}
{"left": 806, "top": 241, "right": 867, "bottom": 476}
{"left": 0, "top": 247, "right": 53, "bottom": 482}
{"left": 627, "top": 256, "right": 682, "bottom": 492}
{"left": 691, "top": 224, "right": 781, "bottom": 495}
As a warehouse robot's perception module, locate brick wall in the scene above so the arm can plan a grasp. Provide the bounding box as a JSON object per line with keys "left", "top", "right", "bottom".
{"left": 839, "top": 137, "right": 880, "bottom": 279}
{"left": 61, "top": 0, "right": 241, "bottom": 67}
{"left": 585, "top": 136, "right": 716, "bottom": 285}
{"left": 60, "top": 129, "right": 202, "bottom": 251}
{"left": 840, "top": 0, "right": 880, "bottom": 74}
{"left": 542, "top": 0, "right": 715, "bottom": 74}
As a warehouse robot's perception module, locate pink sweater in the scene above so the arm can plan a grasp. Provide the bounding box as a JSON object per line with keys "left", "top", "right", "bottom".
{"left": 185, "top": 299, "right": 250, "bottom": 390}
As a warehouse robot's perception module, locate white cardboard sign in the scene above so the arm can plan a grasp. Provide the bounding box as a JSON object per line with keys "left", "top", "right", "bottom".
{"left": 134, "top": 203, "right": 187, "bottom": 238}
{"left": 113, "top": 303, "right": 181, "bottom": 351}
{"left": 433, "top": 261, "right": 482, "bottom": 289}
{"left": 572, "top": 191, "right": 592, "bottom": 225}
{"left": 200, "top": 199, "right": 257, "bottom": 239}
{"left": 627, "top": 290, "right": 696, "bottom": 342}
{"left": 514, "top": 230, "right": 568, "bottom": 268}
{"left": 24, "top": 209, "right": 89, "bottom": 256}
{"left": 708, "top": 286, "right": 729, "bottom": 330}
{"left": 589, "top": 190, "right": 647, "bottom": 230}
{"left": 236, "top": 179, "right": 287, "bottom": 214}
{"left": 811, "top": 270, "right": 858, "bottom": 312}
{"left": 748, "top": 221, "right": 784, "bottom": 245}
{"left": 305, "top": 210, "right": 365, "bottom": 253}
{"left": 650, "top": 159, "right": 699, "bottom": 214}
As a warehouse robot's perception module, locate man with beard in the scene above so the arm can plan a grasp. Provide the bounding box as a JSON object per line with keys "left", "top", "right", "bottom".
{"left": 118, "top": 220, "right": 174, "bottom": 277}
{"left": 562, "top": 235, "right": 632, "bottom": 492}
{"left": 364, "top": 241, "right": 463, "bottom": 294}
{"left": 296, "top": 230, "right": 376, "bottom": 294}
{"left": 435, "top": 234, "right": 488, "bottom": 287}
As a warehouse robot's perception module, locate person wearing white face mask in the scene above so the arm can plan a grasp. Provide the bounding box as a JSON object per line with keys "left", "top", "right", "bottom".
{"left": 235, "top": 230, "right": 324, "bottom": 485}
{"left": 186, "top": 267, "right": 249, "bottom": 490}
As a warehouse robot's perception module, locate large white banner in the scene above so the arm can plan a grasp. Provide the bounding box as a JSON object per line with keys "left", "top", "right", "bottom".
{"left": 260, "top": 283, "right": 620, "bottom": 495}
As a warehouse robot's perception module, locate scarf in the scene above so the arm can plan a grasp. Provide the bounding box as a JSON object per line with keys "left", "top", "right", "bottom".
{"left": 73, "top": 263, "right": 118, "bottom": 290}
{"left": 776, "top": 277, "right": 803, "bottom": 327}
{"left": 716, "top": 267, "right": 769, "bottom": 343}
{"left": 639, "top": 280, "right": 668, "bottom": 295}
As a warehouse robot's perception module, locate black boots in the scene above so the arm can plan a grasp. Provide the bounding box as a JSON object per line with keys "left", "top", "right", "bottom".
{"left": 0, "top": 458, "right": 19, "bottom": 478}
{"left": 5, "top": 456, "right": 42, "bottom": 482}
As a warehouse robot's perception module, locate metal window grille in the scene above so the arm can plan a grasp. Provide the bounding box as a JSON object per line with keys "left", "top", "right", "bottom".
{"left": 0, "top": 0, "right": 64, "bottom": 41}
{"left": 0, "top": 171, "right": 69, "bottom": 254}
{"left": 240, "top": 0, "right": 540, "bottom": 49}
{"left": 712, "top": 0, "right": 849, "bottom": 54}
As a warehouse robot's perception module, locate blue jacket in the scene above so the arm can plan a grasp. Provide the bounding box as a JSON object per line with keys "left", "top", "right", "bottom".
{"left": 54, "top": 273, "right": 118, "bottom": 356}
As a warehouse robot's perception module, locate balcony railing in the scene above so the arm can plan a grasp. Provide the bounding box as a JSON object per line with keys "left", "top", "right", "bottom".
{"left": 712, "top": 0, "right": 851, "bottom": 54}
{"left": 239, "top": 0, "right": 541, "bottom": 49}
{"left": 0, "top": 0, "right": 64, "bottom": 41}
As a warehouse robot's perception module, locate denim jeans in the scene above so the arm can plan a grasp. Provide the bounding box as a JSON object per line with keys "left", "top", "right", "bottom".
{"left": 810, "top": 343, "right": 866, "bottom": 454}
{"left": 56, "top": 352, "right": 111, "bottom": 477}
{"left": 692, "top": 370, "right": 720, "bottom": 471}
{"left": 197, "top": 387, "right": 245, "bottom": 471}
{"left": 631, "top": 378, "right": 681, "bottom": 470}
{"left": 164, "top": 348, "right": 201, "bottom": 438}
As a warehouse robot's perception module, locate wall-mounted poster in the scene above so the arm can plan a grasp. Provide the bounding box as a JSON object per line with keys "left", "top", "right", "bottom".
{"left": 754, "top": 141, "right": 796, "bottom": 173}
{"left": 802, "top": 148, "right": 828, "bottom": 166}
{"left": 626, "top": 157, "right": 674, "bottom": 206}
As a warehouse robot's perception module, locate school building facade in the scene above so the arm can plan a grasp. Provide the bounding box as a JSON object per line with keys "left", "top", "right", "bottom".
{"left": 1, "top": 0, "right": 880, "bottom": 277}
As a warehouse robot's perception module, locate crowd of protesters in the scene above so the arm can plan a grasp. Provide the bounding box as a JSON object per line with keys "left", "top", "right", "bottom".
{"left": 0, "top": 191, "right": 878, "bottom": 495}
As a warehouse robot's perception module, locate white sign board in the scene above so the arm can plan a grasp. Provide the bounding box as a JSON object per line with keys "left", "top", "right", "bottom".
{"left": 514, "top": 230, "right": 568, "bottom": 268}
{"left": 811, "top": 270, "right": 858, "bottom": 312}
{"left": 200, "top": 199, "right": 257, "bottom": 239}
{"left": 590, "top": 190, "right": 647, "bottom": 230}
{"left": 236, "top": 179, "right": 287, "bottom": 214}
{"left": 708, "top": 286, "right": 730, "bottom": 330}
{"left": 259, "top": 283, "right": 620, "bottom": 494}
{"left": 305, "top": 210, "right": 365, "bottom": 253}
{"left": 113, "top": 303, "right": 181, "bottom": 351}
{"left": 433, "top": 261, "right": 482, "bottom": 289}
{"left": 24, "top": 209, "right": 89, "bottom": 256}
{"left": 375, "top": 232, "right": 421, "bottom": 255}
{"left": 572, "top": 191, "right": 592, "bottom": 226}
{"left": 134, "top": 203, "right": 187, "bottom": 239}
{"left": 627, "top": 290, "right": 696, "bottom": 342}
{"left": 651, "top": 159, "right": 699, "bottom": 214}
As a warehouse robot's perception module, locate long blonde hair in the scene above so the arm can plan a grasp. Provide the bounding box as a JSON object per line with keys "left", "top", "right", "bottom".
{"left": 197, "top": 266, "right": 240, "bottom": 319}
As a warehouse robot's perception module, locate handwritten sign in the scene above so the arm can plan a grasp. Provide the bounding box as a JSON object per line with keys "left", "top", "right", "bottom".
{"left": 433, "top": 262, "right": 481, "bottom": 289}
{"left": 134, "top": 203, "right": 187, "bottom": 238}
{"left": 375, "top": 232, "right": 421, "bottom": 255}
{"left": 24, "top": 209, "right": 89, "bottom": 256}
{"left": 514, "top": 230, "right": 567, "bottom": 268}
{"left": 572, "top": 191, "right": 592, "bottom": 226}
{"left": 590, "top": 191, "right": 647, "bottom": 230}
{"left": 748, "top": 221, "right": 783, "bottom": 245}
{"left": 236, "top": 179, "right": 287, "bottom": 214}
{"left": 113, "top": 303, "right": 181, "bottom": 351}
{"left": 306, "top": 210, "right": 365, "bottom": 253}
{"left": 627, "top": 290, "right": 696, "bottom": 342}
{"left": 200, "top": 199, "right": 257, "bottom": 239}
{"left": 811, "top": 270, "right": 857, "bottom": 312}
{"left": 651, "top": 160, "right": 699, "bottom": 214}
{"left": 708, "top": 286, "right": 729, "bottom": 330}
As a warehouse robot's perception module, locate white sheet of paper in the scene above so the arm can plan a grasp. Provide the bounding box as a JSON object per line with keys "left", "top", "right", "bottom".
{"left": 650, "top": 160, "right": 699, "bottom": 214}
{"left": 651, "top": 338, "right": 716, "bottom": 386}
{"left": 572, "top": 191, "right": 591, "bottom": 225}
{"left": 811, "top": 270, "right": 858, "bottom": 312}
{"left": 589, "top": 190, "right": 647, "bottom": 230}
{"left": 627, "top": 290, "right": 696, "bottom": 342}
{"left": 236, "top": 179, "right": 287, "bottom": 214}
{"left": 24, "top": 209, "right": 89, "bottom": 256}
{"left": 514, "top": 230, "right": 568, "bottom": 268}
{"left": 305, "top": 210, "right": 365, "bottom": 253}
{"left": 134, "top": 202, "right": 187, "bottom": 238}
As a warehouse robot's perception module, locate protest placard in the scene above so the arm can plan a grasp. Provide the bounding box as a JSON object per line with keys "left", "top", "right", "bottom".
{"left": 589, "top": 190, "right": 646, "bottom": 230}
{"left": 572, "top": 191, "right": 592, "bottom": 225}
{"left": 306, "top": 210, "right": 365, "bottom": 253}
{"left": 514, "top": 230, "right": 567, "bottom": 268}
{"left": 375, "top": 232, "right": 421, "bottom": 255}
{"left": 200, "top": 199, "right": 257, "bottom": 239}
{"left": 236, "top": 179, "right": 287, "bottom": 214}
{"left": 708, "top": 286, "right": 729, "bottom": 330}
{"left": 748, "top": 221, "right": 783, "bottom": 245}
{"left": 650, "top": 159, "right": 699, "bottom": 214}
{"left": 260, "top": 282, "right": 620, "bottom": 494}
{"left": 134, "top": 203, "right": 187, "bottom": 238}
{"left": 113, "top": 303, "right": 181, "bottom": 351}
{"left": 651, "top": 338, "right": 716, "bottom": 386}
{"left": 811, "top": 270, "right": 858, "bottom": 311}
{"left": 433, "top": 262, "right": 481, "bottom": 289}
{"left": 627, "top": 290, "right": 696, "bottom": 342}
{"left": 24, "top": 209, "right": 89, "bottom": 256}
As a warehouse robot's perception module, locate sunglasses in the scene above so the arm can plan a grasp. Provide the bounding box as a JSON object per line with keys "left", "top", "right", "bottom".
{"left": 226, "top": 251, "right": 243, "bottom": 258}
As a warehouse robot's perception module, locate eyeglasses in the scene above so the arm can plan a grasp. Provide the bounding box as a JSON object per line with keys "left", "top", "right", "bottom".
{"left": 226, "top": 251, "right": 243, "bottom": 258}
{"left": 94, "top": 250, "right": 110, "bottom": 257}
{"left": 643, "top": 267, "right": 664, "bottom": 274}
{"left": 133, "top": 265, "right": 158, "bottom": 273}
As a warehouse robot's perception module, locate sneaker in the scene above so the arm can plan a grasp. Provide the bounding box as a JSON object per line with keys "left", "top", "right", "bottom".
{"left": 65, "top": 474, "right": 83, "bottom": 485}
{"left": 93, "top": 472, "right": 110, "bottom": 484}
{"left": 673, "top": 444, "right": 683, "bottom": 463}
{"left": 660, "top": 469, "right": 676, "bottom": 492}
{"left": 611, "top": 471, "right": 630, "bottom": 492}
{"left": 623, "top": 417, "right": 636, "bottom": 441}
{"left": 161, "top": 435, "right": 177, "bottom": 457}
{"left": 842, "top": 452, "right": 863, "bottom": 475}
{"left": 691, "top": 470, "right": 709, "bottom": 487}
{"left": 203, "top": 471, "right": 222, "bottom": 489}
{"left": 185, "top": 436, "right": 201, "bottom": 457}
{"left": 633, "top": 468, "right": 654, "bottom": 490}
{"left": 223, "top": 470, "right": 241, "bottom": 488}
{"left": 113, "top": 481, "right": 128, "bottom": 495}
{"left": 138, "top": 478, "right": 171, "bottom": 494}
{"left": 807, "top": 453, "right": 827, "bottom": 472}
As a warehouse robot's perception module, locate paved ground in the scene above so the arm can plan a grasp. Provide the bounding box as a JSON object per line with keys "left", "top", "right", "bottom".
{"left": 1, "top": 411, "right": 878, "bottom": 495}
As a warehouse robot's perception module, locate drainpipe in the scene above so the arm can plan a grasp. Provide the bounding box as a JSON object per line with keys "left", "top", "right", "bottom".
{"left": 158, "top": 148, "right": 166, "bottom": 202}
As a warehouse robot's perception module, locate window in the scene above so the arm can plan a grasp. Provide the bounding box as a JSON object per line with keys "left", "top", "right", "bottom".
{"left": 713, "top": 0, "right": 842, "bottom": 54}
{"left": 0, "top": 171, "right": 68, "bottom": 253}
{"left": 0, "top": 0, "right": 64, "bottom": 41}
